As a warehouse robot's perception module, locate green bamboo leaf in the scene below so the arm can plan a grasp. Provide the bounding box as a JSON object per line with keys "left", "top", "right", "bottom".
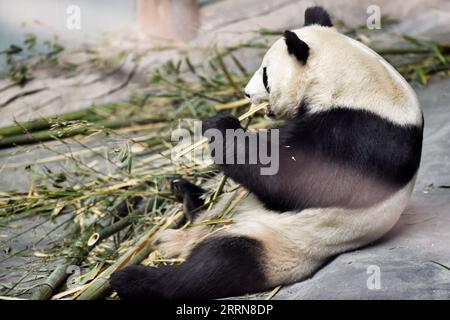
{"left": 414, "top": 67, "right": 428, "bottom": 85}
{"left": 6, "top": 44, "right": 23, "bottom": 55}
{"left": 230, "top": 54, "right": 247, "bottom": 75}
{"left": 401, "top": 35, "right": 424, "bottom": 47}
{"left": 127, "top": 155, "right": 133, "bottom": 174}
{"left": 185, "top": 57, "right": 196, "bottom": 74}
{"left": 175, "top": 60, "right": 182, "bottom": 74}
{"left": 431, "top": 45, "right": 448, "bottom": 65}
{"left": 257, "top": 28, "right": 283, "bottom": 36}
{"left": 24, "top": 33, "right": 37, "bottom": 51}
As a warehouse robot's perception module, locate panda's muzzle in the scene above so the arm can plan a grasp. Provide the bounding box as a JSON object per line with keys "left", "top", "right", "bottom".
{"left": 265, "top": 105, "right": 276, "bottom": 119}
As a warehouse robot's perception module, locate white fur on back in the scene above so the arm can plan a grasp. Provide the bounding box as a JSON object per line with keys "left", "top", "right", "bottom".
{"left": 292, "top": 26, "right": 422, "bottom": 126}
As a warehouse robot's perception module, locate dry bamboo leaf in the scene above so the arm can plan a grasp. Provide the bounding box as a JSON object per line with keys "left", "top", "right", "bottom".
{"left": 0, "top": 296, "right": 27, "bottom": 300}
{"left": 3, "top": 224, "right": 21, "bottom": 229}
{"left": 51, "top": 201, "right": 65, "bottom": 217}
{"left": 214, "top": 98, "right": 250, "bottom": 110}
{"left": 51, "top": 285, "right": 89, "bottom": 300}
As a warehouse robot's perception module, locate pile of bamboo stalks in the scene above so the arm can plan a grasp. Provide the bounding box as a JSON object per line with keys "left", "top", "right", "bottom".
{"left": 0, "top": 29, "right": 449, "bottom": 300}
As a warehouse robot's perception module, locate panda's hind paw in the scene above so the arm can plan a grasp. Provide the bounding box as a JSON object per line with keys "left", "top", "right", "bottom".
{"left": 170, "top": 178, "right": 192, "bottom": 200}
{"left": 110, "top": 265, "right": 164, "bottom": 300}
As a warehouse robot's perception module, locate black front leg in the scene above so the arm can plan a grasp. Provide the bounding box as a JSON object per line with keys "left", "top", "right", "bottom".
{"left": 170, "top": 178, "right": 206, "bottom": 222}
{"left": 202, "top": 114, "right": 285, "bottom": 209}
{"left": 202, "top": 114, "right": 242, "bottom": 137}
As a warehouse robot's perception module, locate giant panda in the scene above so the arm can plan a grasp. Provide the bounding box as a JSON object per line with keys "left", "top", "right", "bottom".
{"left": 110, "top": 6, "right": 423, "bottom": 299}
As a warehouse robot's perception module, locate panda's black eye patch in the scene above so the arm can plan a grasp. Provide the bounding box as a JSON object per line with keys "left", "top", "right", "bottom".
{"left": 262, "top": 67, "right": 270, "bottom": 93}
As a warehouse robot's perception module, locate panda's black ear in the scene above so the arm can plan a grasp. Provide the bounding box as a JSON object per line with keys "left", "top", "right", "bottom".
{"left": 284, "top": 30, "right": 309, "bottom": 64}
{"left": 304, "top": 6, "right": 333, "bottom": 27}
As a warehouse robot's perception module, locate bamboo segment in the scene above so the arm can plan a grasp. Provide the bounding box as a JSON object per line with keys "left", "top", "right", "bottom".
{"left": 237, "top": 102, "right": 268, "bottom": 121}
{"left": 0, "top": 116, "right": 166, "bottom": 148}
{"left": 75, "top": 211, "right": 184, "bottom": 300}
{"left": 214, "top": 98, "right": 250, "bottom": 110}
{"left": 87, "top": 212, "right": 141, "bottom": 247}
{"left": 0, "top": 103, "right": 120, "bottom": 138}
{"left": 31, "top": 257, "right": 85, "bottom": 300}
{"left": 0, "top": 110, "right": 95, "bottom": 138}
{"left": 31, "top": 200, "right": 144, "bottom": 300}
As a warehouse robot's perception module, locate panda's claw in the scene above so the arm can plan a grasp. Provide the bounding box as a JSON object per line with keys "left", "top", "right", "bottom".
{"left": 170, "top": 178, "right": 186, "bottom": 201}
{"left": 170, "top": 178, "right": 206, "bottom": 221}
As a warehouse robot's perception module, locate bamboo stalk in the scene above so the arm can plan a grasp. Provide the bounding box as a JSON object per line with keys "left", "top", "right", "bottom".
{"left": 215, "top": 46, "right": 239, "bottom": 91}
{"left": 31, "top": 198, "right": 143, "bottom": 300}
{"left": 0, "top": 103, "right": 120, "bottom": 138}
{"left": 31, "top": 215, "right": 137, "bottom": 300}
{"left": 0, "top": 204, "right": 55, "bottom": 224}
{"left": 31, "top": 257, "right": 81, "bottom": 300}
{"left": 87, "top": 209, "right": 144, "bottom": 247}
{"left": 0, "top": 115, "right": 167, "bottom": 148}
{"left": 75, "top": 210, "right": 184, "bottom": 300}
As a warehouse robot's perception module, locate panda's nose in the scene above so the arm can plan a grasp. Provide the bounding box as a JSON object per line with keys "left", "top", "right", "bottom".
{"left": 244, "top": 91, "right": 250, "bottom": 98}
{"left": 267, "top": 109, "right": 275, "bottom": 118}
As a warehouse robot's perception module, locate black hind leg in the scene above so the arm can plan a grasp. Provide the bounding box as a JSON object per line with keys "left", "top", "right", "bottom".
{"left": 110, "top": 236, "right": 268, "bottom": 299}
{"left": 171, "top": 178, "right": 206, "bottom": 222}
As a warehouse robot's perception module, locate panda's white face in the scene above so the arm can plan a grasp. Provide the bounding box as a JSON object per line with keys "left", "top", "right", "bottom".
{"left": 245, "top": 38, "right": 308, "bottom": 120}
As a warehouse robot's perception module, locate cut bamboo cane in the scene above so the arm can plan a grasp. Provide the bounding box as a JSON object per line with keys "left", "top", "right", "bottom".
{"left": 0, "top": 103, "right": 120, "bottom": 138}
{"left": 173, "top": 102, "right": 268, "bottom": 160}
{"left": 75, "top": 210, "right": 184, "bottom": 300}
{"left": 31, "top": 216, "right": 136, "bottom": 300}
{"left": 31, "top": 257, "right": 85, "bottom": 300}
{"left": 87, "top": 211, "right": 141, "bottom": 247}
{"left": 0, "top": 115, "right": 167, "bottom": 149}
{"left": 214, "top": 98, "right": 250, "bottom": 111}
{"left": 31, "top": 198, "right": 144, "bottom": 300}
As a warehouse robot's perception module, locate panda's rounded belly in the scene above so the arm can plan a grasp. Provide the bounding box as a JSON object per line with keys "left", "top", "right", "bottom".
{"left": 228, "top": 179, "right": 415, "bottom": 286}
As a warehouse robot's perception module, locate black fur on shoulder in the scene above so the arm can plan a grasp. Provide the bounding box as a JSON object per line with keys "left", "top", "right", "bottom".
{"left": 304, "top": 6, "right": 333, "bottom": 27}
{"left": 110, "top": 236, "right": 267, "bottom": 299}
{"left": 202, "top": 101, "right": 423, "bottom": 212}
{"left": 284, "top": 30, "right": 309, "bottom": 64}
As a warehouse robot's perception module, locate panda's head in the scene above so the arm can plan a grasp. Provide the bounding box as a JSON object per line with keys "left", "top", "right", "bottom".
{"left": 244, "top": 6, "right": 422, "bottom": 125}
{"left": 244, "top": 6, "right": 334, "bottom": 119}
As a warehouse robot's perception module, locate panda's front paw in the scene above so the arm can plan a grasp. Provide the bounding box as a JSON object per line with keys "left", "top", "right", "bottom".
{"left": 202, "top": 114, "right": 241, "bottom": 136}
